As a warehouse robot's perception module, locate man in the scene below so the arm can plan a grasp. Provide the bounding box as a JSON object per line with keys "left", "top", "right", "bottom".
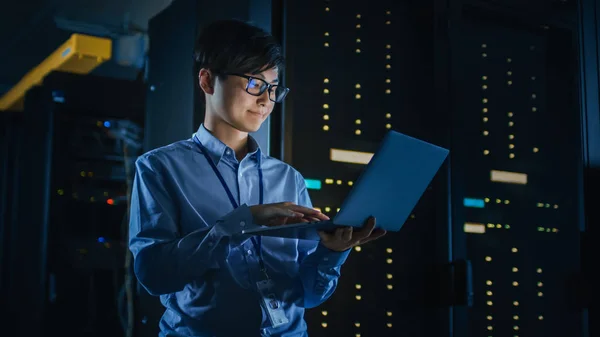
{"left": 129, "top": 19, "right": 386, "bottom": 337}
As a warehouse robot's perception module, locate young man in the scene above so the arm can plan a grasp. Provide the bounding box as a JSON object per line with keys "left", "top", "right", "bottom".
{"left": 129, "top": 19, "right": 386, "bottom": 337}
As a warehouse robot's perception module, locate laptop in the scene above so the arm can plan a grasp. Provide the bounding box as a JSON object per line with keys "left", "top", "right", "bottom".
{"left": 241, "top": 130, "right": 449, "bottom": 241}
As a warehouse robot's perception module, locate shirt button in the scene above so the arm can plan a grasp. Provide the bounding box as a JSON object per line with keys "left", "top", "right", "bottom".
{"left": 247, "top": 250, "right": 253, "bottom": 255}
{"left": 226, "top": 150, "right": 231, "bottom": 155}
{"left": 240, "top": 221, "right": 246, "bottom": 227}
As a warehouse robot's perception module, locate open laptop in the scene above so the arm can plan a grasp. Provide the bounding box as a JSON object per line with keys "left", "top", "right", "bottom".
{"left": 241, "top": 130, "right": 449, "bottom": 241}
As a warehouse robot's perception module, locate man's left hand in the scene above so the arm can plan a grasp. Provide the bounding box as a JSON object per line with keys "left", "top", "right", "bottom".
{"left": 317, "top": 216, "right": 386, "bottom": 252}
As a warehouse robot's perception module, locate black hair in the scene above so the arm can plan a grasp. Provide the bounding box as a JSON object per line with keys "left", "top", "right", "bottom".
{"left": 194, "top": 19, "right": 285, "bottom": 77}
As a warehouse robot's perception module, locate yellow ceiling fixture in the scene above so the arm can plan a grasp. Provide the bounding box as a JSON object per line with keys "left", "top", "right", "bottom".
{"left": 0, "top": 33, "right": 112, "bottom": 111}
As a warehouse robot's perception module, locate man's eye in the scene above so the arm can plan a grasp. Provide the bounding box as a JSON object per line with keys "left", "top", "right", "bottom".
{"left": 248, "top": 78, "right": 262, "bottom": 88}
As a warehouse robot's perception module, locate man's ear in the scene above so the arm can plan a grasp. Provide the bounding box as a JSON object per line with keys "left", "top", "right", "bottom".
{"left": 199, "top": 68, "right": 215, "bottom": 95}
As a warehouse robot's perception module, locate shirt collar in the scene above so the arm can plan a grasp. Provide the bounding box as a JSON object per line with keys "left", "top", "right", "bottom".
{"left": 193, "top": 123, "right": 262, "bottom": 165}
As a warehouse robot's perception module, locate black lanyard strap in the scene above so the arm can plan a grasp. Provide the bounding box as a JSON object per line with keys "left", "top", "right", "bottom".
{"left": 193, "top": 135, "right": 267, "bottom": 277}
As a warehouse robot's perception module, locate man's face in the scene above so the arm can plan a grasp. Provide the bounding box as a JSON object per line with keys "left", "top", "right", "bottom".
{"left": 210, "top": 67, "right": 279, "bottom": 133}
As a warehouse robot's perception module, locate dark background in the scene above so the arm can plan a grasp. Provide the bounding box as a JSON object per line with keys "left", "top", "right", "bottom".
{"left": 1, "top": 0, "right": 598, "bottom": 336}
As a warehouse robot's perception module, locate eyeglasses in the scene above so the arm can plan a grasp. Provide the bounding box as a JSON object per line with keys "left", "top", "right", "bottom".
{"left": 222, "top": 72, "right": 290, "bottom": 103}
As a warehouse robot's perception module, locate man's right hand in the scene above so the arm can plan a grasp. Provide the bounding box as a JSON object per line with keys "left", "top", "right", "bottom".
{"left": 249, "top": 202, "right": 329, "bottom": 227}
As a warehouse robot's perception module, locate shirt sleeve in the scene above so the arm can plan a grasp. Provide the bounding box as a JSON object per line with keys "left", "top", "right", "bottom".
{"left": 128, "top": 154, "right": 253, "bottom": 296}
{"left": 293, "top": 172, "right": 351, "bottom": 308}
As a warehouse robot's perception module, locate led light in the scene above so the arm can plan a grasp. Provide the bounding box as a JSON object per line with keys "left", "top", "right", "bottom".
{"left": 356, "top": 24, "right": 361, "bottom": 29}
{"left": 348, "top": 181, "right": 354, "bottom": 186}
{"left": 323, "top": 115, "right": 329, "bottom": 120}
{"left": 508, "top": 112, "right": 513, "bottom": 117}
{"left": 386, "top": 284, "right": 393, "bottom": 290}
{"left": 464, "top": 198, "right": 485, "bottom": 208}
{"left": 322, "top": 311, "right": 328, "bottom": 316}
{"left": 324, "top": 32, "right": 329, "bottom": 36}
{"left": 532, "top": 107, "right": 537, "bottom": 112}
{"left": 512, "top": 267, "right": 518, "bottom": 272}
{"left": 355, "top": 295, "right": 362, "bottom": 300}
{"left": 355, "top": 129, "right": 362, "bottom": 135}
{"left": 324, "top": 42, "right": 330, "bottom": 47}
{"left": 537, "top": 268, "right": 543, "bottom": 273}
{"left": 325, "top": 7, "right": 330, "bottom": 11}
{"left": 323, "top": 125, "right": 329, "bottom": 131}
{"left": 387, "top": 311, "right": 393, "bottom": 316}
{"left": 485, "top": 256, "right": 492, "bottom": 262}
{"left": 513, "top": 281, "right": 519, "bottom": 286}
{"left": 323, "top": 89, "right": 329, "bottom": 94}
{"left": 507, "top": 58, "right": 512, "bottom": 62}
{"left": 387, "top": 323, "right": 392, "bottom": 328}
{"left": 487, "top": 301, "right": 493, "bottom": 306}
{"left": 483, "top": 98, "right": 488, "bottom": 103}
{"left": 486, "top": 291, "right": 493, "bottom": 296}
{"left": 322, "top": 322, "right": 328, "bottom": 328}
{"left": 385, "top": 78, "right": 391, "bottom": 83}
{"left": 325, "top": 207, "right": 331, "bottom": 212}
{"left": 487, "top": 315, "right": 492, "bottom": 320}
{"left": 330, "top": 148, "right": 373, "bottom": 165}
{"left": 537, "top": 282, "right": 543, "bottom": 287}
{"left": 509, "top": 153, "right": 515, "bottom": 159}
{"left": 386, "top": 124, "right": 392, "bottom": 129}
{"left": 386, "top": 248, "right": 393, "bottom": 253}
{"left": 482, "top": 85, "right": 488, "bottom": 90}
{"left": 509, "top": 121, "right": 514, "bottom": 127}
{"left": 539, "top": 315, "right": 544, "bottom": 320}
{"left": 304, "top": 179, "right": 322, "bottom": 190}
{"left": 355, "top": 284, "right": 362, "bottom": 289}
{"left": 487, "top": 326, "right": 493, "bottom": 331}
{"left": 386, "top": 44, "right": 391, "bottom": 49}
{"left": 385, "top": 20, "right": 391, "bottom": 25}
{"left": 323, "top": 104, "right": 329, "bottom": 109}
{"left": 386, "top": 258, "right": 393, "bottom": 264}
{"left": 354, "top": 246, "right": 362, "bottom": 252}
{"left": 491, "top": 170, "right": 527, "bottom": 185}
{"left": 356, "top": 38, "right": 361, "bottom": 43}
{"left": 464, "top": 222, "right": 485, "bottom": 234}
{"left": 508, "top": 71, "right": 513, "bottom": 75}
{"left": 512, "top": 247, "right": 518, "bottom": 253}
{"left": 486, "top": 280, "right": 492, "bottom": 285}
{"left": 386, "top": 113, "right": 391, "bottom": 118}
{"left": 356, "top": 14, "right": 361, "bottom": 19}
{"left": 386, "top": 55, "right": 391, "bottom": 60}
{"left": 355, "top": 49, "right": 361, "bottom": 53}
{"left": 325, "top": 179, "right": 334, "bottom": 184}
{"left": 509, "top": 144, "right": 514, "bottom": 149}
{"left": 483, "top": 117, "right": 488, "bottom": 122}
{"left": 508, "top": 80, "right": 513, "bottom": 85}
{"left": 385, "top": 89, "right": 391, "bottom": 94}
{"left": 532, "top": 93, "right": 537, "bottom": 98}
{"left": 355, "top": 119, "right": 362, "bottom": 124}
{"left": 355, "top": 322, "right": 361, "bottom": 327}
{"left": 484, "top": 198, "right": 490, "bottom": 202}
{"left": 514, "top": 315, "right": 519, "bottom": 320}
{"left": 482, "top": 53, "right": 487, "bottom": 58}
{"left": 355, "top": 94, "right": 361, "bottom": 99}
{"left": 483, "top": 108, "right": 488, "bottom": 113}
{"left": 533, "top": 147, "right": 539, "bottom": 153}
{"left": 482, "top": 76, "right": 488, "bottom": 80}
{"left": 538, "top": 292, "right": 543, "bottom": 297}
{"left": 336, "top": 180, "right": 342, "bottom": 185}
{"left": 355, "top": 83, "right": 361, "bottom": 89}
{"left": 483, "top": 131, "right": 489, "bottom": 136}
{"left": 324, "top": 78, "right": 329, "bottom": 83}
{"left": 386, "top": 64, "right": 391, "bottom": 69}
{"left": 509, "top": 134, "right": 515, "bottom": 139}
{"left": 513, "top": 301, "right": 519, "bottom": 306}
{"left": 484, "top": 150, "right": 490, "bottom": 155}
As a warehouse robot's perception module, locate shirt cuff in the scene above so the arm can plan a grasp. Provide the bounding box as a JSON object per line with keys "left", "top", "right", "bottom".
{"left": 307, "top": 243, "right": 351, "bottom": 268}
{"left": 214, "top": 204, "right": 254, "bottom": 237}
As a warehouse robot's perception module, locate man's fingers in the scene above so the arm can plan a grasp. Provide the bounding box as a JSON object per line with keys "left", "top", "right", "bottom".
{"left": 354, "top": 216, "right": 376, "bottom": 240}
{"left": 358, "top": 229, "right": 387, "bottom": 245}
{"left": 287, "top": 205, "right": 330, "bottom": 220}
{"left": 342, "top": 227, "right": 353, "bottom": 242}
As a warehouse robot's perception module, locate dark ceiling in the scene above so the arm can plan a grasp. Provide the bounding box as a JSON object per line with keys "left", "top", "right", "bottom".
{"left": 0, "top": 0, "right": 171, "bottom": 97}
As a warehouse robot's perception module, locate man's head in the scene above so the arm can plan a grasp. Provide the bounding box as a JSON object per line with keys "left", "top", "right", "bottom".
{"left": 194, "top": 19, "right": 286, "bottom": 133}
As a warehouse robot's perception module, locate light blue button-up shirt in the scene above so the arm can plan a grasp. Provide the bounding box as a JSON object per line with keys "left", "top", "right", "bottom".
{"left": 129, "top": 124, "right": 351, "bottom": 337}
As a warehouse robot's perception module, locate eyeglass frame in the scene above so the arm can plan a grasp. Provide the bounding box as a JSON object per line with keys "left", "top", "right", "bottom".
{"left": 219, "top": 72, "right": 290, "bottom": 103}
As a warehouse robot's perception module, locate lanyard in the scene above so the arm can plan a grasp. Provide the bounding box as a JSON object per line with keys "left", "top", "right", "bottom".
{"left": 193, "top": 135, "right": 268, "bottom": 278}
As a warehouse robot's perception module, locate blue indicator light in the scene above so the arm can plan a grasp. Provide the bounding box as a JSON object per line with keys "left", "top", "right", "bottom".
{"left": 464, "top": 198, "right": 485, "bottom": 208}
{"left": 305, "top": 179, "right": 322, "bottom": 190}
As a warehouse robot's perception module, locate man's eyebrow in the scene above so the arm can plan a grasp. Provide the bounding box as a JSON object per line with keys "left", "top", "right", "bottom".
{"left": 252, "top": 73, "right": 279, "bottom": 84}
